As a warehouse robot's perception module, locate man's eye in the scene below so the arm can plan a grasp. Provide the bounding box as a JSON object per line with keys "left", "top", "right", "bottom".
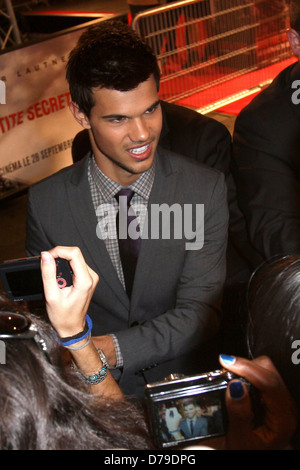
{"left": 112, "top": 117, "right": 125, "bottom": 123}
{"left": 146, "top": 104, "right": 159, "bottom": 114}
{"left": 107, "top": 116, "right": 127, "bottom": 123}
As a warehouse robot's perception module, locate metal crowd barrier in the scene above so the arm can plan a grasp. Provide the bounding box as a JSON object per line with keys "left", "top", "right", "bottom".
{"left": 132, "top": 0, "right": 293, "bottom": 113}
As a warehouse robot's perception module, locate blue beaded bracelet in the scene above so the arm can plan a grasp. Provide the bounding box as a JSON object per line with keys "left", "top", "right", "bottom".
{"left": 56, "top": 314, "right": 93, "bottom": 347}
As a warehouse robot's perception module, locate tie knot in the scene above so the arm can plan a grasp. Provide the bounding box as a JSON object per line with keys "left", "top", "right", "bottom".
{"left": 115, "top": 188, "right": 134, "bottom": 204}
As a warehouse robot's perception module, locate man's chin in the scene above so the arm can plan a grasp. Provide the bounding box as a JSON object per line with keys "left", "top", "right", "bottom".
{"left": 123, "top": 153, "right": 155, "bottom": 174}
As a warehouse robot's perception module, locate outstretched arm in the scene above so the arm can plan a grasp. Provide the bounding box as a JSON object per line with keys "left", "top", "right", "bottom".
{"left": 40, "top": 246, "right": 124, "bottom": 400}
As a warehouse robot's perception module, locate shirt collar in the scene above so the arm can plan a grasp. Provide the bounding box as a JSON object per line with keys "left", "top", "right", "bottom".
{"left": 89, "top": 154, "right": 155, "bottom": 201}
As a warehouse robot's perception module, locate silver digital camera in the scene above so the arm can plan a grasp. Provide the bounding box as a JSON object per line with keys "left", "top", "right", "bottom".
{"left": 145, "top": 368, "right": 247, "bottom": 448}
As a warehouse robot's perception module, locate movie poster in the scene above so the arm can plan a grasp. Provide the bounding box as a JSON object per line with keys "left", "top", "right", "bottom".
{"left": 0, "top": 18, "right": 111, "bottom": 187}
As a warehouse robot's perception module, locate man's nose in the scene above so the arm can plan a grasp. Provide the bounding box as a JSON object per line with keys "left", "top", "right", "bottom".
{"left": 128, "top": 118, "right": 150, "bottom": 142}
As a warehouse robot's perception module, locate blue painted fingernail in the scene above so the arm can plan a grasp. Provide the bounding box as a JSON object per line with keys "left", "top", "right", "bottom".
{"left": 220, "top": 354, "right": 236, "bottom": 365}
{"left": 229, "top": 381, "right": 244, "bottom": 399}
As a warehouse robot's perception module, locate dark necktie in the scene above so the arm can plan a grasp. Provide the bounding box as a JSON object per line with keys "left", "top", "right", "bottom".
{"left": 190, "top": 420, "right": 194, "bottom": 436}
{"left": 115, "top": 188, "right": 141, "bottom": 297}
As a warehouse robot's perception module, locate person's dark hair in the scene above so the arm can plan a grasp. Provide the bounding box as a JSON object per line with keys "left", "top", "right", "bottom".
{"left": 66, "top": 20, "right": 161, "bottom": 117}
{"left": 246, "top": 256, "right": 300, "bottom": 408}
{"left": 0, "top": 297, "right": 152, "bottom": 450}
{"left": 290, "top": 0, "right": 300, "bottom": 34}
{"left": 182, "top": 398, "right": 196, "bottom": 408}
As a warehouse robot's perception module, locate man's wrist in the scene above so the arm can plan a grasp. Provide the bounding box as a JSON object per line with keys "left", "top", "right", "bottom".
{"left": 109, "top": 333, "right": 124, "bottom": 369}
{"left": 92, "top": 334, "right": 118, "bottom": 367}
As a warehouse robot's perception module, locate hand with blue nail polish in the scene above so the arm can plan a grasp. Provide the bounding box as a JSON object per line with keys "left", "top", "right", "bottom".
{"left": 218, "top": 355, "right": 298, "bottom": 450}
{"left": 229, "top": 381, "right": 245, "bottom": 400}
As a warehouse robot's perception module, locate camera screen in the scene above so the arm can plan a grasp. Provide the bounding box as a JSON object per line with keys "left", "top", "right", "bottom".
{"left": 153, "top": 389, "right": 226, "bottom": 447}
{"left": 6, "top": 268, "right": 43, "bottom": 298}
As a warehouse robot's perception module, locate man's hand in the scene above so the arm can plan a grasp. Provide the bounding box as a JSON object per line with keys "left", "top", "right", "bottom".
{"left": 92, "top": 335, "right": 117, "bottom": 367}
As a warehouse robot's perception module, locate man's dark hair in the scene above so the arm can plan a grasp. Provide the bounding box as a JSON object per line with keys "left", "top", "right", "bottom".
{"left": 66, "top": 20, "right": 161, "bottom": 117}
{"left": 290, "top": 0, "right": 300, "bottom": 34}
{"left": 182, "top": 399, "right": 196, "bottom": 408}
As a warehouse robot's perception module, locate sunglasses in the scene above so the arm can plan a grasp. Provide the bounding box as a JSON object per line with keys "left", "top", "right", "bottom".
{"left": 0, "top": 311, "right": 49, "bottom": 360}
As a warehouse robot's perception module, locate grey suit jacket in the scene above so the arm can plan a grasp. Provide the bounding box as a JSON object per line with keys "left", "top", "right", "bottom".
{"left": 26, "top": 146, "right": 228, "bottom": 396}
{"left": 179, "top": 416, "right": 208, "bottom": 439}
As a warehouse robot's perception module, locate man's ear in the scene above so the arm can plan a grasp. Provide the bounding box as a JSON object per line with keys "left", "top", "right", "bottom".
{"left": 69, "top": 101, "right": 91, "bottom": 129}
{"left": 287, "top": 28, "right": 300, "bottom": 58}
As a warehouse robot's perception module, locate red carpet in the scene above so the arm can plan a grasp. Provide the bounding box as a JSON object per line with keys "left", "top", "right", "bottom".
{"left": 167, "top": 57, "right": 297, "bottom": 115}
{"left": 215, "top": 91, "right": 261, "bottom": 115}
{"left": 25, "top": 10, "right": 116, "bottom": 15}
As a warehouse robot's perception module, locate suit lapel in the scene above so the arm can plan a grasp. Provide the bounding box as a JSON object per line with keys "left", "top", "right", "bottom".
{"left": 158, "top": 102, "right": 172, "bottom": 150}
{"left": 66, "top": 155, "right": 129, "bottom": 308}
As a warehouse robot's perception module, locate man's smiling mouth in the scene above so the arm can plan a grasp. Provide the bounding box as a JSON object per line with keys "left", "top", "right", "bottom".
{"left": 128, "top": 143, "right": 152, "bottom": 159}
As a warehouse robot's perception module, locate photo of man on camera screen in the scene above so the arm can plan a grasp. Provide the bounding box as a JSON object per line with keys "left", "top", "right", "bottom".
{"left": 159, "top": 393, "right": 225, "bottom": 443}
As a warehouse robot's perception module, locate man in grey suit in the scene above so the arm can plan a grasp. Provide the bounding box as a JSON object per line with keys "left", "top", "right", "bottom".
{"left": 26, "top": 21, "right": 228, "bottom": 397}
{"left": 179, "top": 400, "right": 208, "bottom": 440}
